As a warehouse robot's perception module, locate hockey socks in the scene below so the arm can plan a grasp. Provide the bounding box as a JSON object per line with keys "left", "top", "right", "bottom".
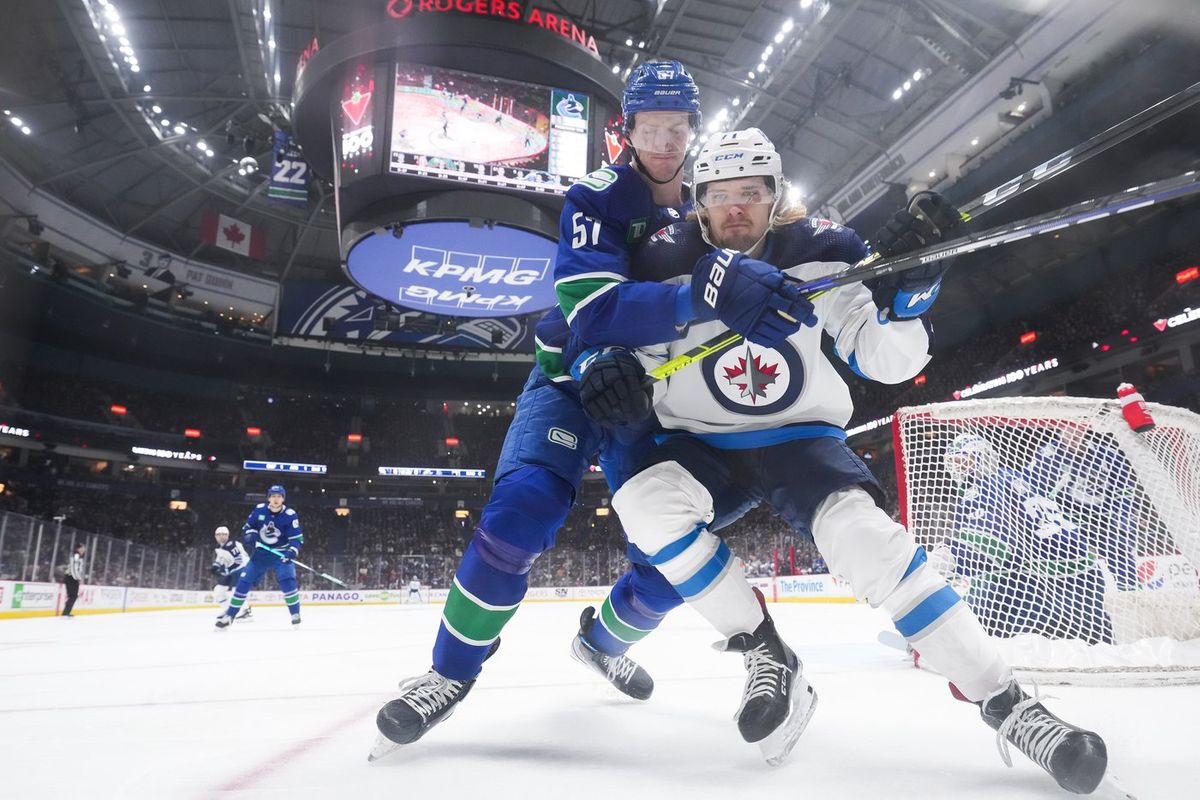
{"left": 586, "top": 563, "right": 682, "bottom": 656}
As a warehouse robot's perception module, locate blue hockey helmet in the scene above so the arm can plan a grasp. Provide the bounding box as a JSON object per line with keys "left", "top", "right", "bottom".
{"left": 622, "top": 60, "right": 701, "bottom": 132}
{"left": 267, "top": 484, "right": 286, "bottom": 499}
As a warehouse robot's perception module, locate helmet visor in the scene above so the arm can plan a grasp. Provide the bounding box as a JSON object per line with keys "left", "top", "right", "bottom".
{"left": 627, "top": 112, "right": 694, "bottom": 155}
{"left": 698, "top": 185, "right": 776, "bottom": 208}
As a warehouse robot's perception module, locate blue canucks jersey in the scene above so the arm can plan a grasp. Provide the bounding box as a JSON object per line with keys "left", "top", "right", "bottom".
{"left": 242, "top": 503, "right": 303, "bottom": 552}
{"left": 551, "top": 164, "right": 693, "bottom": 360}
{"left": 949, "top": 467, "right": 1095, "bottom": 580}
{"left": 1027, "top": 439, "right": 1138, "bottom": 530}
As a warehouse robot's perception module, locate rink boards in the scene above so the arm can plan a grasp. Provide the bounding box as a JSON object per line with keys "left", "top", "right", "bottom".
{"left": 0, "top": 573, "right": 856, "bottom": 619}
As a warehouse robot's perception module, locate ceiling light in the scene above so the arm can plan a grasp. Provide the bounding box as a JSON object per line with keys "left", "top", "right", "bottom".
{"left": 800, "top": 0, "right": 813, "bottom": 9}
{"left": 757, "top": 62, "right": 766, "bottom": 73}
{"left": 20, "top": 126, "right": 30, "bottom": 135}
{"left": 731, "top": 97, "right": 740, "bottom": 106}
{"left": 892, "top": 88, "right": 902, "bottom": 100}
{"left": 268, "top": 38, "right": 276, "bottom": 50}
{"left": 764, "top": 46, "right": 774, "bottom": 57}
{"left": 10, "top": 116, "right": 22, "bottom": 126}
{"left": 611, "top": 64, "right": 620, "bottom": 73}
{"left": 111, "top": 23, "right": 126, "bottom": 37}
{"left": 928, "top": 170, "right": 936, "bottom": 178}
{"left": 160, "top": 119, "right": 170, "bottom": 126}
{"left": 130, "top": 64, "right": 140, "bottom": 72}
{"left": 748, "top": 71, "right": 756, "bottom": 80}
{"left": 716, "top": 107, "right": 728, "bottom": 120}
{"left": 173, "top": 125, "right": 185, "bottom": 135}
{"left": 625, "top": 37, "right": 633, "bottom": 46}
{"left": 774, "top": 32, "right": 784, "bottom": 44}
{"left": 104, "top": 5, "right": 119, "bottom": 22}
{"left": 913, "top": 69, "right": 923, "bottom": 81}
{"left": 903, "top": 80, "right": 912, "bottom": 91}
{"left": 787, "top": 185, "right": 803, "bottom": 204}
{"left": 197, "top": 140, "right": 207, "bottom": 150}
{"left": 119, "top": 37, "right": 130, "bottom": 47}
{"left": 263, "top": 6, "right": 271, "bottom": 22}
{"left": 1016, "top": 102, "right": 1027, "bottom": 112}
{"left": 143, "top": 84, "right": 151, "bottom": 92}
{"left": 638, "top": 40, "right": 645, "bottom": 48}
{"left": 151, "top": 105, "right": 162, "bottom": 113}
{"left": 706, "top": 119, "right": 719, "bottom": 132}
{"left": 782, "top": 18, "right": 795, "bottom": 32}
{"left": 970, "top": 137, "right": 979, "bottom": 146}
{"left": 274, "top": 68, "right": 281, "bottom": 84}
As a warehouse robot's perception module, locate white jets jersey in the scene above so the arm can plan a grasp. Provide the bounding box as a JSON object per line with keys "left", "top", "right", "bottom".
{"left": 639, "top": 261, "right": 930, "bottom": 435}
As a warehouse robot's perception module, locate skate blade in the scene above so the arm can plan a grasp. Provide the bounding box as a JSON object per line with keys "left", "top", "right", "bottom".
{"left": 367, "top": 732, "right": 404, "bottom": 763}
{"left": 760, "top": 679, "right": 818, "bottom": 767}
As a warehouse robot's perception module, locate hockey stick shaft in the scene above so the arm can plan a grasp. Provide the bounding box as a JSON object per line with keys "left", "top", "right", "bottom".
{"left": 648, "top": 169, "right": 1200, "bottom": 381}
{"left": 647, "top": 80, "right": 1200, "bottom": 381}
{"left": 259, "top": 544, "right": 349, "bottom": 587}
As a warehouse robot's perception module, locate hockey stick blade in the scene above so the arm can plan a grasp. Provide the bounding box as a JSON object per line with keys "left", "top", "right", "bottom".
{"left": 648, "top": 169, "right": 1200, "bottom": 382}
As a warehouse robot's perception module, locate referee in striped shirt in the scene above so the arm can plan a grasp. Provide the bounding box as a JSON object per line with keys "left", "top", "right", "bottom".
{"left": 62, "top": 544, "right": 86, "bottom": 618}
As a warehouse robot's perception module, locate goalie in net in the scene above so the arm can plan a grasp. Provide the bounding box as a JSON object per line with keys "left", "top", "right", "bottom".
{"left": 895, "top": 391, "right": 1200, "bottom": 683}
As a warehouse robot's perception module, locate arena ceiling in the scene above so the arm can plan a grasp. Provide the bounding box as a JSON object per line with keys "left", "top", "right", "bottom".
{"left": 0, "top": 0, "right": 1191, "bottom": 302}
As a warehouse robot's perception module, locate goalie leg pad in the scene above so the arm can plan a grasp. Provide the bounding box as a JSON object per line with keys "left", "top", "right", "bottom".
{"left": 812, "top": 487, "right": 1010, "bottom": 702}
{"left": 615, "top": 461, "right": 762, "bottom": 637}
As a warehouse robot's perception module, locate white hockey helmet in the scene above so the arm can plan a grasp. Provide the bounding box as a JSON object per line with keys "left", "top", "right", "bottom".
{"left": 214, "top": 525, "right": 230, "bottom": 538}
{"left": 944, "top": 433, "right": 998, "bottom": 484}
{"left": 692, "top": 128, "right": 785, "bottom": 249}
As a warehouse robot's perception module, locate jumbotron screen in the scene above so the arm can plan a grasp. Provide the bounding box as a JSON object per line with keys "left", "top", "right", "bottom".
{"left": 387, "top": 61, "right": 590, "bottom": 194}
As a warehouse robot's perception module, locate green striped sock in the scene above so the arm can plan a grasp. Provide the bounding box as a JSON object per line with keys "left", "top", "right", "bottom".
{"left": 229, "top": 596, "right": 245, "bottom": 608}
{"left": 599, "top": 595, "right": 652, "bottom": 645}
{"left": 441, "top": 578, "right": 520, "bottom": 646}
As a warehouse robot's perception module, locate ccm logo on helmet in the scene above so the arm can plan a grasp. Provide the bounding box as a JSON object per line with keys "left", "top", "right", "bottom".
{"left": 712, "top": 152, "right": 744, "bottom": 162}
{"left": 703, "top": 249, "right": 737, "bottom": 309}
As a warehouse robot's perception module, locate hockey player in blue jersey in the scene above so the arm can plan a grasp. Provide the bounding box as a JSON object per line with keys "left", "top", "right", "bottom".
{"left": 211, "top": 525, "right": 251, "bottom": 622}
{"left": 216, "top": 485, "right": 304, "bottom": 630}
{"left": 572, "top": 129, "right": 1112, "bottom": 790}
{"left": 372, "top": 61, "right": 723, "bottom": 759}
{"left": 1027, "top": 427, "right": 1140, "bottom": 590}
{"left": 934, "top": 432, "right": 1114, "bottom": 645}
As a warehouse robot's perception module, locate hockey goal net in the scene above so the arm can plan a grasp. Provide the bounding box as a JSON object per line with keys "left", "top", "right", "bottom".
{"left": 893, "top": 396, "right": 1200, "bottom": 685}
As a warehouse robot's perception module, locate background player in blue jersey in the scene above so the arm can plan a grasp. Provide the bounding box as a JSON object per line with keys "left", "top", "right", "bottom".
{"left": 572, "top": 129, "right": 1112, "bottom": 788}
{"left": 211, "top": 525, "right": 251, "bottom": 622}
{"left": 216, "top": 485, "right": 304, "bottom": 630}
{"left": 1028, "top": 428, "right": 1140, "bottom": 590}
{"left": 372, "top": 61, "right": 724, "bottom": 760}
{"left": 934, "top": 433, "right": 1114, "bottom": 645}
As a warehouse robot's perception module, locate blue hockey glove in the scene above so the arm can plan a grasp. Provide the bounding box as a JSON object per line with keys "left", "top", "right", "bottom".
{"left": 690, "top": 249, "right": 817, "bottom": 348}
{"left": 866, "top": 191, "right": 963, "bottom": 320}
{"left": 277, "top": 545, "right": 299, "bottom": 563}
{"left": 573, "top": 347, "right": 653, "bottom": 428}
{"left": 243, "top": 533, "right": 257, "bottom": 550}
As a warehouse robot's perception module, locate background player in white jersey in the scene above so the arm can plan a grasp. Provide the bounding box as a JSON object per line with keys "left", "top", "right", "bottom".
{"left": 211, "top": 525, "right": 251, "bottom": 622}
{"left": 407, "top": 577, "right": 422, "bottom": 603}
{"left": 575, "top": 129, "right": 1112, "bottom": 792}
{"left": 933, "top": 433, "right": 1113, "bottom": 644}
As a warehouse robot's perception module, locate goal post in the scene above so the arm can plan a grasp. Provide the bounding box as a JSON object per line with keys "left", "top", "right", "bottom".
{"left": 892, "top": 395, "right": 1200, "bottom": 685}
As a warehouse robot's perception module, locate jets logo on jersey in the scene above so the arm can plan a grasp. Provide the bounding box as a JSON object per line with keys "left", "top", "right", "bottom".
{"left": 702, "top": 342, "right": 805, "bottom": 416}
{"left": 809, "top": 218, "right": 842, "bottom": 236}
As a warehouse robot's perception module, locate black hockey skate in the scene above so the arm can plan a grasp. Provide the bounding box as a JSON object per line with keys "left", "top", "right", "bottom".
{"left": 214, "top": 615, "right": 231, "bottom": 631}
{"left": 369, "top": 639, "right": 502, "bottom": 762}
{"left": 290, "top": 612, "right": 301, "bottom": 626}
{"left": 570, "top": 606, "right": 654, "bottom": 700}
{"left": 718, "top": 591, "right": 817, "bottom": 766}
{"left": 981, "top": 680, "right": 1108, "bottom": 794}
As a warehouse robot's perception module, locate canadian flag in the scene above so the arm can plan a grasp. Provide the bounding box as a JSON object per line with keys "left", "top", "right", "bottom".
{"left": 200, "top": 210, "right": 266, "bottom": 260}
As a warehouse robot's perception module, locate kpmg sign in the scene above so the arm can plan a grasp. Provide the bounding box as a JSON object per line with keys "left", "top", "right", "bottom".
{"left": 346, "top": 220, "right": 558, "bottom": 318}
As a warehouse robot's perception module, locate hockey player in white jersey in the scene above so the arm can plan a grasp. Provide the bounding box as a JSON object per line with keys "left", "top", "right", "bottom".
{"left": 211, "top": 526, "right": 251, "bottom": 622}
{"left": 574, "top": 129, "right": 1113, "bottom": 792}
{"left": 935, "top": 433, "right": 1113, "bottom": 644}
{"left": 407, "top": 577, "right": 423, "bottom": 603}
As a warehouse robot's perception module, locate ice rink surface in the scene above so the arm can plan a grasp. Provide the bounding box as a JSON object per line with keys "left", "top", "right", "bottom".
{"left": 2, "top": 601, "right": 1196, "bottom": 800}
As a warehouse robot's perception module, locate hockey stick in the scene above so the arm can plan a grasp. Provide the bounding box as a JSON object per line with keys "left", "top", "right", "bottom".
{"left": 258, "top": 543, "right": 349, "bottom": 587}
{"left": 647, "top": 79, "right": 1200, "bottom": 382}
{"left": 648, "top": 169, "right": 1200, "bottom": 381}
